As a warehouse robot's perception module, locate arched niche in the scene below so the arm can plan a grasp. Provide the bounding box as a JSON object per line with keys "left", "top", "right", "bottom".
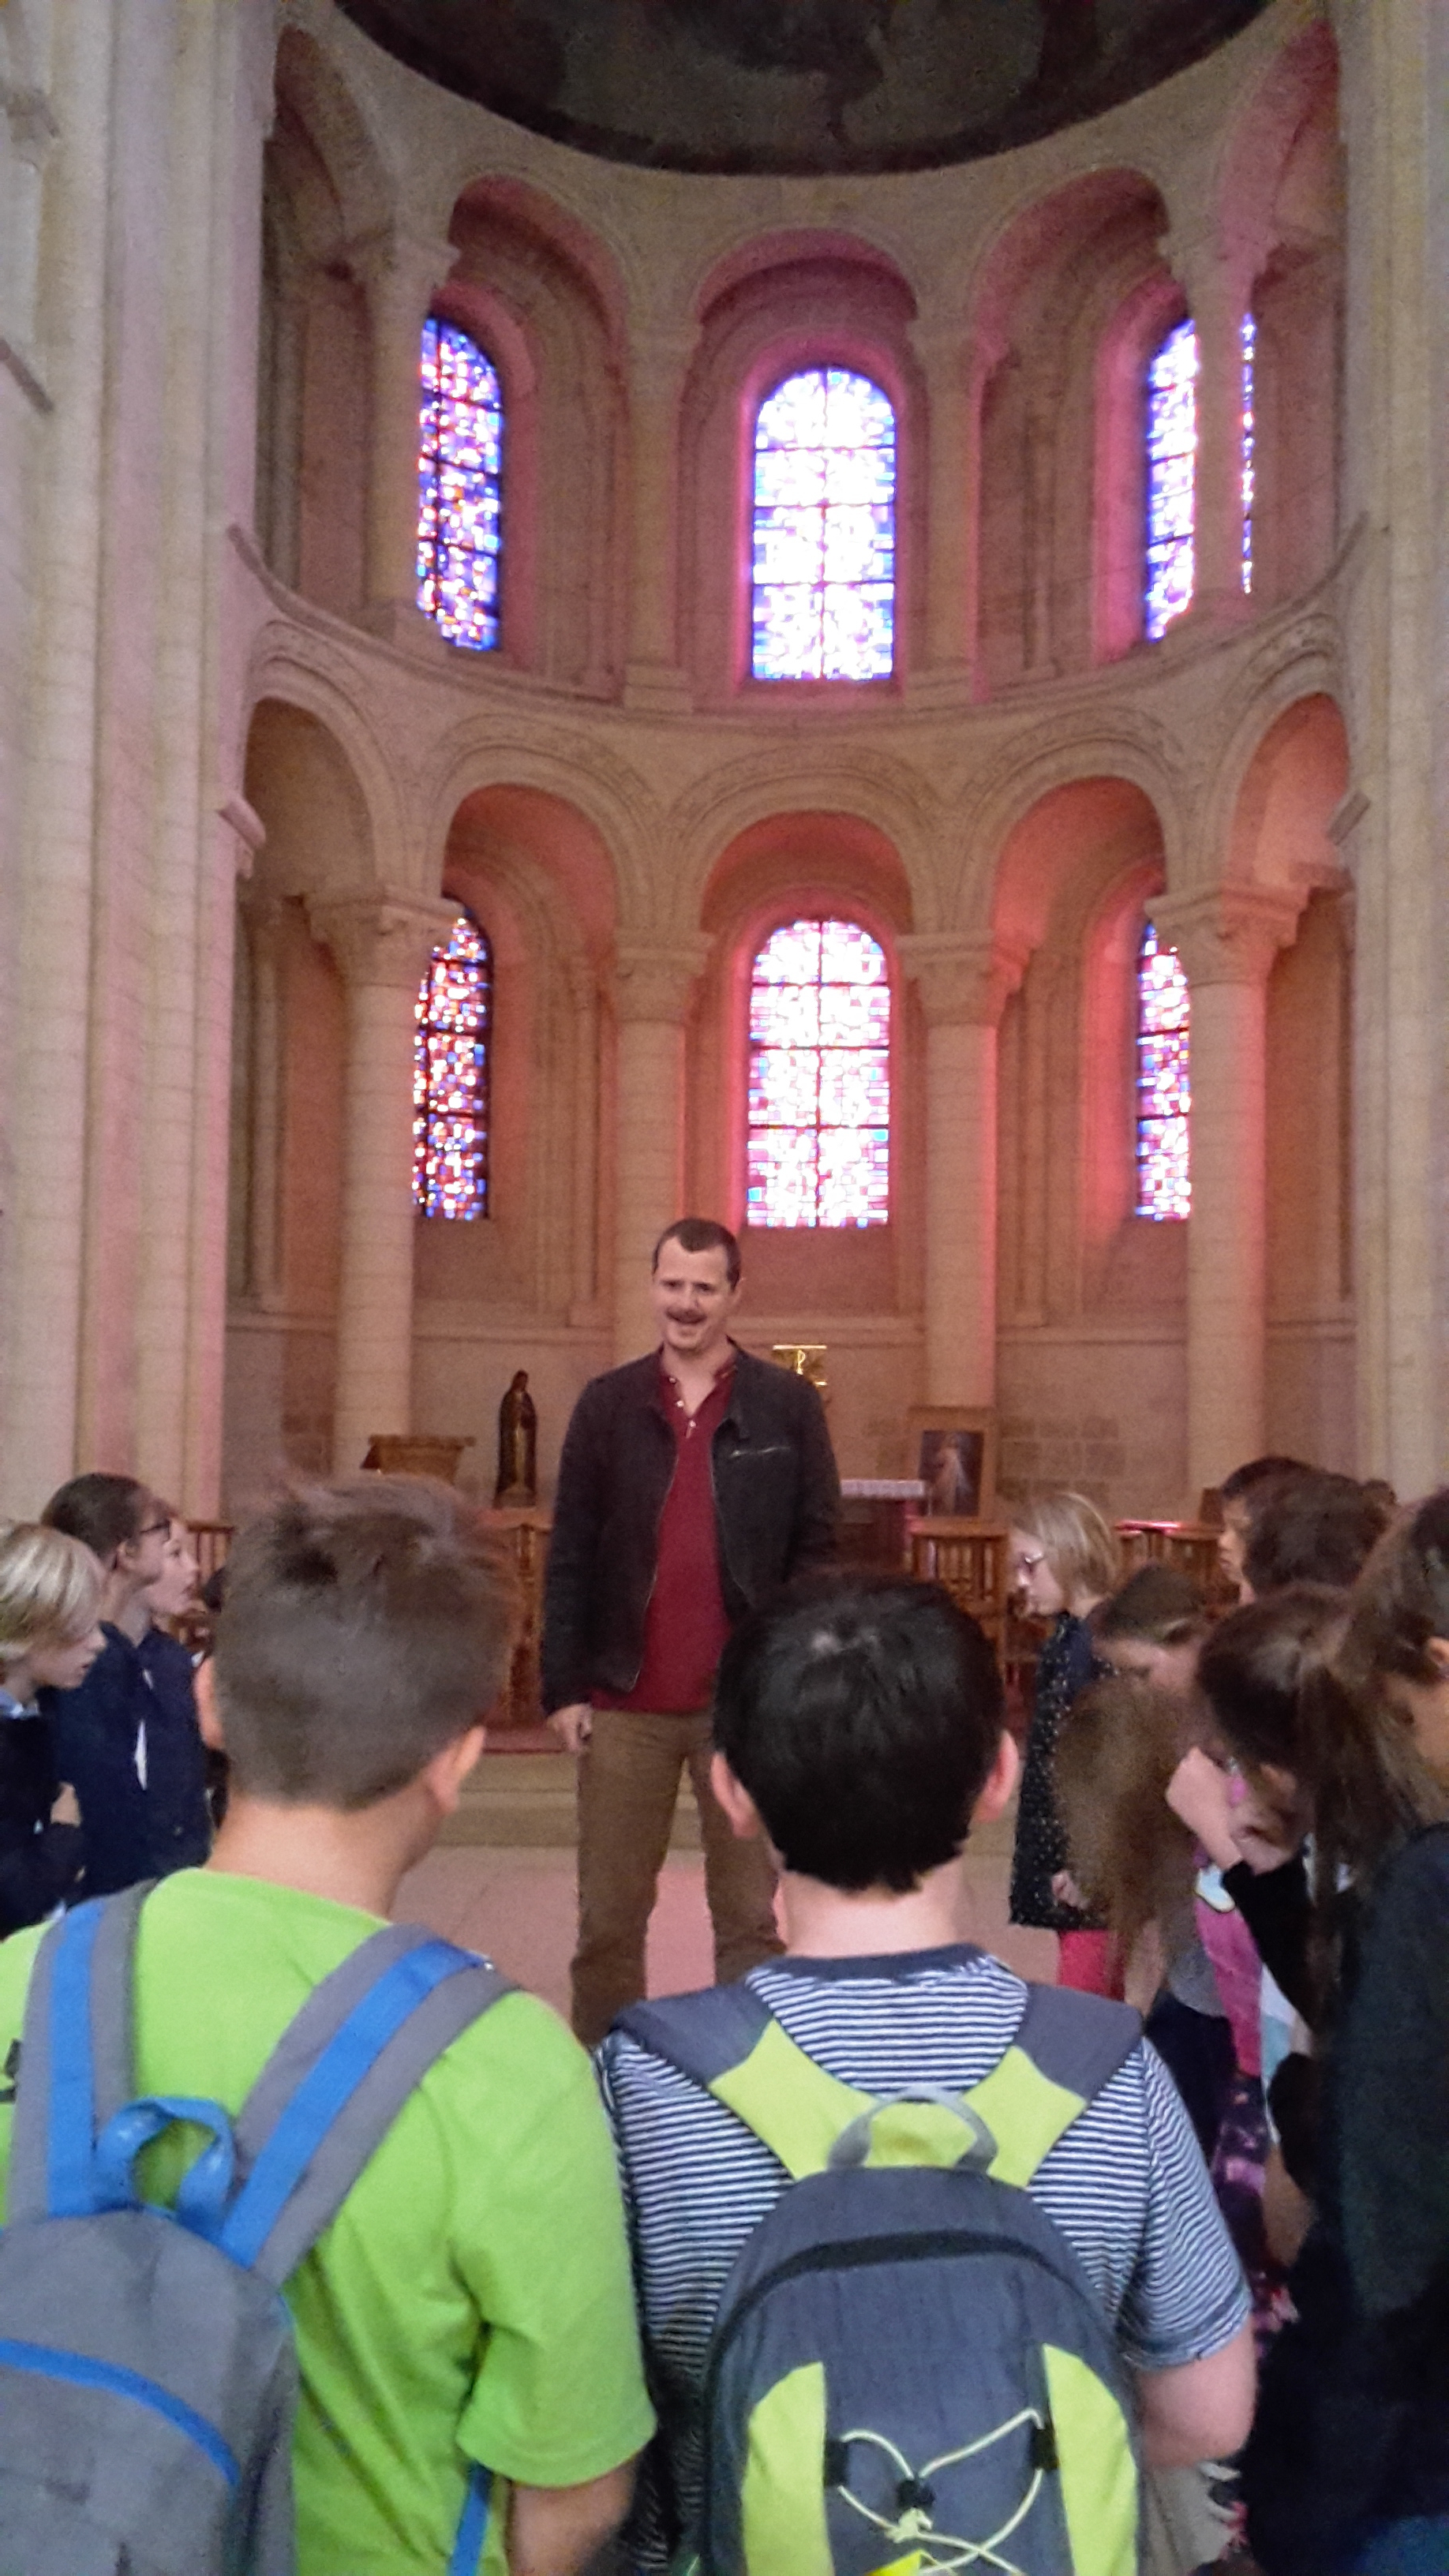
{"left": 968, "top": 170, "right": 1172, "bottom": 691}
{"left": 1226, "top": 697, "right": 1354, "bottom": 1460}
{"left": 256, "top": 32, "right": 386, "bottom": 616}
{"left": 694, "top": 810, "right": 917, "bottom": 1319}
{"left": 444, "top": 180, "right": 628, "bottom": 691}
{"left": 224, "top": 698, "right": 382, "bottom": 1497}
{"left": 677, "top": 247, "right": 922, "bottom": 705}
{"left": 413, "top": 784, "right": 616, "bottom": 1327}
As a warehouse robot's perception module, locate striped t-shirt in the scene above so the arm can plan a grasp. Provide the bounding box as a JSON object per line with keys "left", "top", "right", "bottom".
{"left": 598, "top": 1942, "right": 1249, "bottom": 2570}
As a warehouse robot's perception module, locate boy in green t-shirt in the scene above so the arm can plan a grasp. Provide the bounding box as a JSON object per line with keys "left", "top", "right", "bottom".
{"left": 0, "top": 1477, "right": 653, "bottom": 2576}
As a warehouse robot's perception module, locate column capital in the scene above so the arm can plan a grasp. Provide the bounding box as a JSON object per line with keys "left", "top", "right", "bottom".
{"left": 349, "top": 227, "right": 458, "bottom": 316}
{"left": 1163, "top": 223, "right": 1261, "bottom": 315}
{"left": 307, "top": 890, "right": 458, "bottom": 990}
{"left": 1149, "top": 886, "right": 1303, "bottom": 988}
{"left": 612, "top": 938, "right": 712, "bottom": 1024}
{"left": 899, "top": 933, "right": 1030, "bottom": 1028}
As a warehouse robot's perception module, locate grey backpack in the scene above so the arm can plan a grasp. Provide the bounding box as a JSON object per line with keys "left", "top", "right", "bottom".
{"left": 0, "top": 1884, "right": 511, "bottom": 2576}
{"left": 619, "top": 1978, "right": 1144, "bottom": 2576}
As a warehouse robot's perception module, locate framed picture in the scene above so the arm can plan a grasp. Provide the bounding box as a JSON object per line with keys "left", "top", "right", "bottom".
{"left": 906, "top": 1408, "right": 998, "bottom": 1523}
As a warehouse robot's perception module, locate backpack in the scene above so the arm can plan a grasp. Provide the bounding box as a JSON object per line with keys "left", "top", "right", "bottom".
{"left": 619, "top": 1977, "right": 1144, "bottom": 2576}
{"left": 0, "top": 1882, "right": 512, "bottom": 2576}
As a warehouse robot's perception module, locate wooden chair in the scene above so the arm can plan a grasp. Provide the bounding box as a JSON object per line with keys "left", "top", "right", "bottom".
{"left": 907, "top": 1519, "right": 1011, "bottom": 1652}
{"left": 1115, "top": 1519, "right": 1234, "bottom": 1604}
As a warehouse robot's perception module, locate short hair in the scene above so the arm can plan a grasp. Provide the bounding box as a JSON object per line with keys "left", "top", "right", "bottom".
{"left": 0, "top": 1524, "right": 103, "bottom": 1667}
{"left": 651, "top": 1217, "right": 741, "bottom": 1290}
{"left": 713, "top": 1576, "right": 1004, "bottom": 1894}
{"left": 43, "top": 1473, "right": 155, "bottom": 1565}
{"left": 1243, "top": 1472, "right": 1395, "bottom": 1597}
{"left": 1012, "top": 1491, "right": 1121, "bottom": 1604}
{"left": 1095, "top": 1563, "right": 1209, "bottom": 1648}
{"left": 212, "top": 1478, "right": 518, "bottom": 1810}
{"left": 1219, "top": 1455, "right": 1310, "bottom": 1507}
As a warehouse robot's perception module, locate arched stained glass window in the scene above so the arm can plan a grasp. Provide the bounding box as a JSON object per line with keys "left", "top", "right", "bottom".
{"left": 416, "top": 320, "right": 504, "bottom": 651}
{"left": 751, "top": 369, "right": 896, "bottom": 682}
{"left": 1136, "top": 920, "right": 1190, "bottom": 1221}
{"left": 747, "top": 919, "right": 889, "bottom": 1228}
{"left": 414, "top": 911, "right": 492, "bottom": 1219}
{"left": 1144, "top": 319, "right": 1198, "bottom": 641}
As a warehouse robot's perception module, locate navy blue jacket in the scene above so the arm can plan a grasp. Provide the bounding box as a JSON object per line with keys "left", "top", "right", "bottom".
{"left": 0, "top": 1707, "right": 83, "bottom": 1933}
{"left": 40, "top": 1623, "right": 211, "bottom": 1899}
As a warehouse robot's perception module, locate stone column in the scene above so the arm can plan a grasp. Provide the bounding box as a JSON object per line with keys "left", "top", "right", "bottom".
{"left": 623, "top": 328, "right": 695, "bottom": 711}
{"left": 908, "top": 317, "right": 974, "bottom": 698}
{"left": 309, "top": 891, "right": 457, "bottom": 1473}
{"left": 354, "top": 229, "right": 457, "bottom": 642}
{"left": 611, "top": 941, "right": 710, "bottom": 1362}
{"left": 1167, "top": 231, "right": 1257, "bottom": 628}
{"left": 900, "top": 934, "right": 1028, "bottom": 1410}
{"left": 1152, "top": 889, "right": 1301, "bottom": 1500}
{"left": 240, "top": 889, "right": 288, "bottom": 1310}
{"left": 1334, "top": 0, "right": 1449, "bottom": 1491}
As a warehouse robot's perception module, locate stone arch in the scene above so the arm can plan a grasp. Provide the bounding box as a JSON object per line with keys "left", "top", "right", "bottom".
{"left": 1187, "top": 634, "right": 1346, "bottom": 886}
{"left": 1222, "top": 692, "right": 1350, "bottom": 897}
{"left": 417, "top": 721, "right": 657, "bottom": 934}
{"left": 961, "top": 170, "right": 1174, "bottom": 689}
{"left": 694, "top": 808, "right": 918, "bottom": 1320}
{"left": 443, "top": 178, "right": 630, "bottom": 690}
{"left": 256, "top": 32, "right": 391, "bottom": 612}
{"left": 678, "top": 245, "right": 923, "bottom": 702}
{"left": 242, "top": 642, "right": 404, "bottom": 889}
{"left": 949, "top": 713, "right": 1186, "bottom": 930}
{"left": 669, "top": 749, "right": 944, "bottom": 934}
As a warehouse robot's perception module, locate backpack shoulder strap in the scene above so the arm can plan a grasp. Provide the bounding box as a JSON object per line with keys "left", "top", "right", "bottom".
{"left": 219, "top": 1923, "right": 515, "bottom": 2286}
{"left": 965, "top": 1985, "right": 1141, "bottom": 2189}
{"left": 9, "top": 1882, "right": 155, "bottom": 2226}
{"left": 616, "top": 1983, "right": 869, "bottom": 2181}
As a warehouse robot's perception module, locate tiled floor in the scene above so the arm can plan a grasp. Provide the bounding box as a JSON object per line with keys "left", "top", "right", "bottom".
{"left": 398, "top": 1810, "right": 1058, "bottom": 2017}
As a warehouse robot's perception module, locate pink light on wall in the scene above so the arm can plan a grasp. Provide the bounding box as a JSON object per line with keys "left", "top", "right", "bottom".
{"left": 747, "top": 918, "right": 890, "bottom": 1226}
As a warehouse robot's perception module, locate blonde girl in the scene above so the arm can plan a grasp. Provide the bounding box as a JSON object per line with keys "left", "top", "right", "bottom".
{"left": 1006, "top": 1490, "right": 1122, "bottom": 1992}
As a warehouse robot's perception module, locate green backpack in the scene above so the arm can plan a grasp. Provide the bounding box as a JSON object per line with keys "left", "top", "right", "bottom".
{"left": 619, "top": 1979, "right": 1144, "bottom": 2576}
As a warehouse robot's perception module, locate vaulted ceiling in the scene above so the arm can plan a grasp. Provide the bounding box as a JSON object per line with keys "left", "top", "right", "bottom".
{"left": 335, "top": 0, "right": 1275, "bottom": 176}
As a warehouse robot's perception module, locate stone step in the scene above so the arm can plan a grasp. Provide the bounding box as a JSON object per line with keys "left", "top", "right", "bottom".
{"left": 441, "top": 1750, "right": 702, "bottom": 1849}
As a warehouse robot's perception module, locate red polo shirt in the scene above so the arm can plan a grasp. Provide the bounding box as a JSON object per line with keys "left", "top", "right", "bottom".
{"left": 595, "top": 1356, "right": 734, "bottom": 1716}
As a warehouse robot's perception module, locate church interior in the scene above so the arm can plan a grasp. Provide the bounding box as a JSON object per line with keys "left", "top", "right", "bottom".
{"left": 8, "top": 0, "right": 1442, "bottom": 1559}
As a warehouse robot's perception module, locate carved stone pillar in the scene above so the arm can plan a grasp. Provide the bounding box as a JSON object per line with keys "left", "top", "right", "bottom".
{"left": 309, "top": 890, "right": 457, "bottom": 1471}
{"left": 611, "top": 941, "right": 710, "bottom": 1361}
{"left": 1167, "top": 231, "right": 1257, "bottom": 629}
{"left": 1152, "top": 889, "right": 1301, "bottom": 1498}
{"left": 900, "top": 934, "right": 1028, "bottom": 1410}
{"left": 239, "top": 891, "right": 289, "bottom": 1311}
{"left": 623, "top": 328, "right": 695, "bottom": 710}
{"left": 354, "top": 230, "right": 456, "bottom": 638}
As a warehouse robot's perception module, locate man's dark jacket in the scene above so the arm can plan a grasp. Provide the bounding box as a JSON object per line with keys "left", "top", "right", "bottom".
{"left": 541, "top": 1345, "right": 840, "bottom": 1711}
{"left": 40, "top": 1624, "right": 211, "bottom": 1900}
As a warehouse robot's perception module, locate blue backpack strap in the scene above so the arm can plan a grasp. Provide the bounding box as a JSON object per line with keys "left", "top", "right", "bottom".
{"left": 219, "top": 1926, "right": 515, "bottom": 2286}
{"left": 613, "top": 1981, "right": 774, "bottom": 2087}
{"left": 449, "top": 2461, "right": 493, "bottom": 2576}
{"left": 1009, "top": 1984, "right": 1142, "bottom": 2104}
{"left": 9, "top": 1883, "right": 155, "bottom": 2226}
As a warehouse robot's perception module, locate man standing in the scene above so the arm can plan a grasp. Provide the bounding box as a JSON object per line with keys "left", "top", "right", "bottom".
{"left": 543, "top": 1218, "right": 840, "bottom": 2044}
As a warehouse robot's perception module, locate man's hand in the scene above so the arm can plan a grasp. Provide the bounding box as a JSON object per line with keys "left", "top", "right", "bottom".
{"left": 548, "top": 1702, "right": 593, "bottom": 1754}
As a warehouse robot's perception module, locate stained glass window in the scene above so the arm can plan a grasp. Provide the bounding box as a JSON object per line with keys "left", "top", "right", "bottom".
{"left": 1145, "top": 320, "right": 1198, "bottom": 641}
{"left": 747, "top": 919, "right": 890, "bottom": 1227}
{"left": 416, "top": 319, "right": 503, "bottom": 651}
{"left": 414, "top": 911, "right": 491, "bottom": 1219}
{"left": 1241, "top": 312, "right": 1256, "bottom": 595}
{"left": 1136, "top": 920, "right": 1190, "bottom": 1222}
{"left": 751, "top": 369, "right": 896, "bottom": 681}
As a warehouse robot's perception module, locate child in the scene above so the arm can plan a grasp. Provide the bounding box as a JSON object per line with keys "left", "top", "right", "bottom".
{"left": 1195, "top": 1531, "right": 1449, "bottom": 2576}
{"left": 1007, "top": 1489, "right": 1122, "bottom": 1991}
{"left": 0, "top": 1523, "right": 103, "bottom": 1933}
{"left": 0, "top": 1477, "right": 652, "bottom": 2574}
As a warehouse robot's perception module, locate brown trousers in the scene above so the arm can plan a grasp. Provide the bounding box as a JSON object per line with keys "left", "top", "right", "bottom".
{"left": 571, "top": 1706, "right": 782, "bottom": 2046}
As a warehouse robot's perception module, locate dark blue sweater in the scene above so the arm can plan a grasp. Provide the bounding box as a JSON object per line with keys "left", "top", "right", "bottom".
{"left": 40, "top": 1623, "right": 210, "bottom": 1899}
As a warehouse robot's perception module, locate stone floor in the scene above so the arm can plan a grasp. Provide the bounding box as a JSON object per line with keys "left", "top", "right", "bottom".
{"left": 399, "top": 1785, "right": 1058, "bottom": 2016}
